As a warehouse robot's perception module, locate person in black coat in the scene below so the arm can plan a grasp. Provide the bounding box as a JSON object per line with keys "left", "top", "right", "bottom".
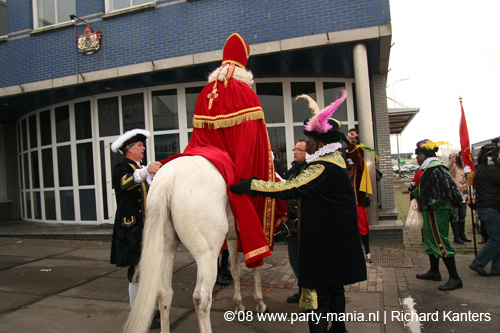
{"left": 277, "top": 139, "right": 308, "bottom": 304}
{"left": 109, "top": 129, "right": 162, "bottom": 309}
{"left": 230, "top": 92, "right": 366, "bottom": 333}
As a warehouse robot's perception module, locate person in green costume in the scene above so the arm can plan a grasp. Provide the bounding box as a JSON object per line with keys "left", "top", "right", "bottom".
{"left": 412, "top": 139, "right": 464, "bottom": 291}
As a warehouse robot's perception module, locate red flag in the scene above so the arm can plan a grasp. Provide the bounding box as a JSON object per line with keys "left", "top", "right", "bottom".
{"left": 459, "top": 97, "right": 475, "bottom": 184}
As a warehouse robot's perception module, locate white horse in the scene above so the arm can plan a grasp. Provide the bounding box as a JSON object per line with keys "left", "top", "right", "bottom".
{"left": 123, "top": 155, "right": 268, "bottom": 333}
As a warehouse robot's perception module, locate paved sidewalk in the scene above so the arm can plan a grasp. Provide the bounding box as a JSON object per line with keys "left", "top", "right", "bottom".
{"left": 1, "top": 180, "right": 497, "bottom": 332}
{"left": 0, "top": 227, "right": 405, "bottom": 333}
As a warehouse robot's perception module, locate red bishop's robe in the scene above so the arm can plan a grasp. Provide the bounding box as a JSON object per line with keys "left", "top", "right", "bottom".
{"left": 162, "top": 67, "right": 276, "bottom": 268}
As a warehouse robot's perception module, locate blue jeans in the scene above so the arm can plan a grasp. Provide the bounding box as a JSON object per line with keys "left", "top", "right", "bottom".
{"left": 471, "top": 208, "right": 500, "bottom": 274}
{"left": 287, "top": 241, "right": 300, "bottom": 294}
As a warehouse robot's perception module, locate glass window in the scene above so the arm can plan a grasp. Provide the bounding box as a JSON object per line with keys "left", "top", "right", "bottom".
{"left": 21, "top": 119, "right": 27, "bottom": 151}
{"left": 122, "top": 93, "right": 145, "bottom": 132}
{"left": 17, "top": 122, "right": 21, "bottom": 153}
{"left": 77, "top": 142, "right": 94, "bottom": 185}
{"left": 257, "top": 83, "right": 284, "bottom": 123}
{"left": 152, "top": 90, "right": 178, "bottom": 131}
{"left": 42, "top": 148, "right": 54, "bottom": 187}
{"left": 34, "top": 192, "right": 42, "bottom": 219}
{"left": 40, "top": 110, "right": 52, "bottom": 146}
{"left": 25, "top": 193, "right": 32, "bottom": 219}
{"left": 291, "top": 82, "right": 316, "bottom": 123}
{"left": 323, "top": 82, "right": 347, "bottom": 121}
{"left": 293, "top": 126, "right": 307, "bottom": 145}
{"left": 185, "top": 86, "right": 203, "bottom": 128}
{"left": 57, "top": 145, "right": 72, "bottom": 186}
{"left": 98, "top": 97, "right": 120, "bottom": 137}
{"left": 23, "top": 153, "right": 30, "bottom": 189}
{"left": 80, "top": 189, "right": 97, "bottom": 221}
{"left": 55, "top": 105, "right": 70, "bottom": 143}
{"left": 75, "top": 101, "right": 92, "bottom": 140}
{"left": 154, "top": 134, "right": 180, "bottom": 161}
{"left": 0, "top": 0, "right": 6, "bottom": 36}
{"left": 268, "top": 127, "right": 287, "bottom": 176}
{"left": 110, "top": 0, "right": 152, "bottom": 11}
{"left": 60, "top": 190, "right": 75, "bottom": 220}
{"left": 31, "top": 151, "right": 40, "bottom": 189}
{"left": 44, "top": 191, "right": 56, "bottom": 220}
{"left": 100, "top": 142, "right": 109, "bottom": 220}
{"left": 35, "top": 0, "right": 75, "bottom": 28}
{"left": 29, "top": 115, "right": 37, "bottom": 148}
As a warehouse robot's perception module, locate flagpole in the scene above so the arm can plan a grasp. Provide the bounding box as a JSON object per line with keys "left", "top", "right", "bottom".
{"left": 459, "top": 96, "right": 478, "bottom": 256}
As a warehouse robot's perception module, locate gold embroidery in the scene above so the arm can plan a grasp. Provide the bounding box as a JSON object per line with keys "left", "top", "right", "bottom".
{"left": 244, "top": 245, "right": 270, "bottom": 261}
{"left": 299, "top": 288, "right": 318, "bottom": 310}
{"left": 207, "top": 87, "right": 219, "bottom": 110}
{"left": 122, "top": 216, "right": 135, "bottom": 227}
{"left": 193, "top": 108, "right": 265, "bottom": 129}
{"left": 222, "top": 59, "right": 246, "bottom": 69}
{"left": 251, "top": 164, "right": 325, "bottom": 193}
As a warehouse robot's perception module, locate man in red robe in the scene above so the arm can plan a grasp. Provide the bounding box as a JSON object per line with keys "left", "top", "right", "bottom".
{"left": 162, "top": 33, "right": 275, "bottom": 268}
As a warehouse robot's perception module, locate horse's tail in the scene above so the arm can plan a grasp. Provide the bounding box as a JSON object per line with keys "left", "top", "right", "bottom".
{"left": 124, "top": 167, "right": 172, "bottom": 333}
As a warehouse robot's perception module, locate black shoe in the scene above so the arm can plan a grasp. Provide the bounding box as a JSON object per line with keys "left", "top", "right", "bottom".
{"left": 438, "top": 278, "right": 463, "bottom": 291}
{"left": 416, "top": 271, "right": 442, "bottom": 281}
{"left": 491, "top": 272, "right": 500, "bottom": 276}
{"left": 215, "top": 274, "right": 231, "bottom": 286}
{"left": 286, "top": 293, "right": 300, "bottom": 303}
{"left": 454, "top": 237, "right": 464, "bottom": 245}
{"left": 461, "top": 235, "right": 472, "bottom": 242}
{"left": 469, "top": 264, "right": 491, "bottom": 277}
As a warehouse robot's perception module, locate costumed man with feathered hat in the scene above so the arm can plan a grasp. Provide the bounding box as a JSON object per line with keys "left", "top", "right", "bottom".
{"left": 109, "top": 129, "right": 162, "bottom": 326}
{"left": 161, "top": 33, "right": 275, "bottom": 268}
{"left": 412, "top": 139, "right": 464, "bottom": 291}
{"left": 230, "top": 90, "right": 367, "bottom": 333}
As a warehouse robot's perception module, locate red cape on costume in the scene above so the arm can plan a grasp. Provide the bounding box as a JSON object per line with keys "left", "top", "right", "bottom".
{"left": 161, "top": 69, "right": 276, "bottom": 268}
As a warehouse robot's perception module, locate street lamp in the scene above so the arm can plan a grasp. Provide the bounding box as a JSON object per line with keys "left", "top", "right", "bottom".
{"left": 393, "top": 78, "right": 409, "bottom": 108}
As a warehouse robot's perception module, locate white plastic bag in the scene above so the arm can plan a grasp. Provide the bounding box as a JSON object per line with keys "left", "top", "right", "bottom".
{"left": 406, "top": 198, "right": 423, "bottom": 230}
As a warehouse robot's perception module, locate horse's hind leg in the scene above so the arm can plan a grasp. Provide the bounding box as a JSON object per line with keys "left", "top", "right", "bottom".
{"left": 158, "top": 238, "right": 178, "bottom": 333}
{"left": 252, "top": 265, "right": 267, "bottom": 313}
{"left": 227, "top": 239, "right": 246, "bottom": 312}
{"left": 192, "top": 252, "right": 219, "bottom": 333}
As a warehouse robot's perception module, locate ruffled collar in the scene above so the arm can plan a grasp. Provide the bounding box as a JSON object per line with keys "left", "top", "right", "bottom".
{"left": 306, "top": 142, "right": 342, "bottom": 163}
{"left": 420, "top": 157, "right": 440, "bottom": 170}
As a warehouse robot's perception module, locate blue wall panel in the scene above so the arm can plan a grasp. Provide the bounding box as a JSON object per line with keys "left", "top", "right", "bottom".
{"left": 1, "top": 0, "right": 390, "bottom": 87}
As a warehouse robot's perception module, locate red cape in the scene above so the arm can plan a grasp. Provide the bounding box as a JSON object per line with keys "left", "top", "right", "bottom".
{"left": 162, "top": 73, "right": 276, "bottom": 268}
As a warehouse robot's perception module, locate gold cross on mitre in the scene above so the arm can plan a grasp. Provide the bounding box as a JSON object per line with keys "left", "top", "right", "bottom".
{"left": 207, "top": 86, "right": 218, "bottom": 110}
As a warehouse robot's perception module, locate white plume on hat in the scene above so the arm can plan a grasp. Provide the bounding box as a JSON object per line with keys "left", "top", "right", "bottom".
{"left": 111, "top": 129, "right": 151, "bottom": 153}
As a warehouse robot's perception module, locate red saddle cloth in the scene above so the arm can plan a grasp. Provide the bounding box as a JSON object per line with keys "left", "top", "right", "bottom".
{"left": 161, "top": 146, "right": 271, "bottom": 268}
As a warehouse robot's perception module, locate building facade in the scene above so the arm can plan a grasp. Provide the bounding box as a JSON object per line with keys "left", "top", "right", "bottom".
{"left": 0, "top": 0, "right": 395, "bottom": 225}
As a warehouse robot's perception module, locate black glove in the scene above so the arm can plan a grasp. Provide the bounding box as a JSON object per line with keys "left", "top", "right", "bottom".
{"left": 229, "top": 177, "right": 257, "bottom": 195}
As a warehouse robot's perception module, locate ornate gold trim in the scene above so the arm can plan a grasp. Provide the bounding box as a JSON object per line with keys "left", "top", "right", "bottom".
{"left": 222, "top": 59, "right": 246, "bottom": 68}
{"left": 251, "top": 164, "right": 325, "bottom": 193}
{"left": 299, "top": 288, "right": 318, "bottom": 310}
{"left": 193, "top": 108, "right": 265, "bottom": 129}
{"left": 244, "top": 245, "right": 270, "bottom": 261}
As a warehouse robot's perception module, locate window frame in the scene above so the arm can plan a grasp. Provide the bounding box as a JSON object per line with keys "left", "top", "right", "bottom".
{"left": 103, "top": 0, "right": 156, "bottom": 17}
{"left": 31, "top": 0, "right": 75, "bottom": 31}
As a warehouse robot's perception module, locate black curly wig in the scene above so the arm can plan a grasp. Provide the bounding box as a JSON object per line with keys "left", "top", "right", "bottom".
{"left": 303, "top": 118, "right": 348, "bottom": 144}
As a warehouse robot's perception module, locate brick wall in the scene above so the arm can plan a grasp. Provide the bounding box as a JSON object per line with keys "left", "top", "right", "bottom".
{"left": 372, "top": 73, "right": 395, "bottom": 210}
{"left": 1, "top": 0, "right": 391, "bottom": 87}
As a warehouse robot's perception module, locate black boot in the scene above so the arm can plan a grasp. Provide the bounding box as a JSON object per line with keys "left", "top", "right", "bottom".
{"left": 416, "top": 255, "right": 441, "bottom": 281}
{"left": 440, "top": 256, "right": 463, "bottom": 291}
{"left": 459, "top": 221, "right": 472, "bottom": 242}
{"left": 308, "top": 307, "right": 329, "bottom": 333}
{"left": 451, "top": 222, "right": 464, "bottom": 244}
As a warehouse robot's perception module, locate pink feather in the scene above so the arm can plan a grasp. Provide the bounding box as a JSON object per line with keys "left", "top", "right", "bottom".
{"left": 305, "top": 89, "right": 347, "bottom": 132}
